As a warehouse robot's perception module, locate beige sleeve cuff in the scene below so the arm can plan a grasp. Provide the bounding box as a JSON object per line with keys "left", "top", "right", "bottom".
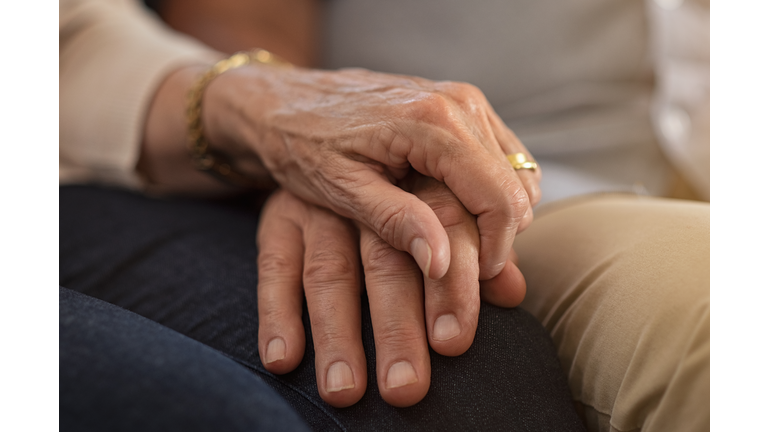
{"left": 59, "top": 0, "right": 222, "bottom": 189}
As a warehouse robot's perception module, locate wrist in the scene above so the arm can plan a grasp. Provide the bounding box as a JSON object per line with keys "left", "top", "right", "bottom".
{"left": 140, "top": 63, "right": 239, "bottom": 196}
{"left": 199, "top": 53, "right": 292, "bottom": 186}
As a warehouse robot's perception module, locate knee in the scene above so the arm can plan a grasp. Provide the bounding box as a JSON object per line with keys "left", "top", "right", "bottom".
{"left": 515, "top": 196, "right": 710, "bottom": 431}
{"left": 517, "top": 195, "right": 709, "bottom": 328}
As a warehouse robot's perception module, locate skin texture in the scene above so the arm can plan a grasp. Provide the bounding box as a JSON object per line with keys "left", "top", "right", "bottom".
{"left": 139, "top": 0, "right": 320, "bottom": 194}
{"left": 138, "top": 0, "right": 539, "bottom": 408}
{"left": 142, "top": 0, "right": 541, "bottom": 280}
{"left": 203, "top": 64, "right": 539, "bottom": 280}
{"left": 257, "top": 176, "right": 527, "bottom": 408}
{"left": 141, "top": 61, "right": 540, "bottom": 279}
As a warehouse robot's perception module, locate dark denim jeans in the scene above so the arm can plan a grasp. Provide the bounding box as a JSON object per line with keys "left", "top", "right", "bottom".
{"left": 59, "top": 185, "right": 585, "bottom": 431}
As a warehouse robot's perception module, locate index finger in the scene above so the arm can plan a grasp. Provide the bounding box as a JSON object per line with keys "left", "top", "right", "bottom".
{"left": 409, "top": 176, "right": 481, "bottom": 357}
{"left": 356, "top": 106, "right": 529, "bottom": 280}
{"left": 413, "top": 133, "right": 529, "bottom": 281}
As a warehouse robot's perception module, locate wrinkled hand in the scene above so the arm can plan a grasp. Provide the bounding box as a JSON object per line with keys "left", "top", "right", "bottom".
{"left": 256, "top": 178, "right": 526, "bottom": 408}
{"left": 208, "top": 66, "right": 540, "bottom": 283}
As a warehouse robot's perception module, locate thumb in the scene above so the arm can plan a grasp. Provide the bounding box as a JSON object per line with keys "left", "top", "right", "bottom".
{"left": 341, "top": 171, "right": 451, "bottom": 280}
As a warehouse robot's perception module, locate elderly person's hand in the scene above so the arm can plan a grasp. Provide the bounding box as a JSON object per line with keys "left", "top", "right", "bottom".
{"left": 256, "top": 175, "right": 526, "bottom": 408}
{"left": 201, "top": 64, "right": 539, "bottom": 282}
{"left": 143, "top": 58, "right": 541, "bottom": 282}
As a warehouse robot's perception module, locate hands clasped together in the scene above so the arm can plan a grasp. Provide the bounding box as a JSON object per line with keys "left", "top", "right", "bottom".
{"left": 201, "top": 63, "right": 542, "bottom": 407}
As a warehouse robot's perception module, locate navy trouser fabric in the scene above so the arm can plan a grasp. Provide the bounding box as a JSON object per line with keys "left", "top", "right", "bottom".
{"left": 60, "top": 287, "right": 311, "bottom": 431}
{"left": 59, "top": 185, "right": 586, "bottom": 431}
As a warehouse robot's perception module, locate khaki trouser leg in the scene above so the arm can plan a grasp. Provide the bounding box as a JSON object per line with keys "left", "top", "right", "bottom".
{"left": 516, "top": 195, "right": 709, "bottom": 432}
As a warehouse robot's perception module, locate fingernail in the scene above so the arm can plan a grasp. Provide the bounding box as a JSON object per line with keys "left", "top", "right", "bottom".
{"left": 410, "top": 238, "right": 432, "bottom": 278}
{"left": 326, "top": 361, "right": 355, "bottom": 393}
{"left": 386, "top": 361, "right": 418, "bottom": 389}
{"left": 265, "top": 338, "right": 286, "bottom": 364}
{"left": 433, "top": 314, "right": 461, "bottom": 341}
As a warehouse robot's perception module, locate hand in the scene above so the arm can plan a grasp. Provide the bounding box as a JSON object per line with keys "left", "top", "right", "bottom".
{"left": 256, "top": 179, "right": 526, "bottom": 408}
{"left": 208, "top": 66, "right": 541, "bottom": 282}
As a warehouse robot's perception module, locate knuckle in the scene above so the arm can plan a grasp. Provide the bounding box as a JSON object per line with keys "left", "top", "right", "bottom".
{"left": 259, "top": 301, "right": 295, "bottom": 324}
{"left": 313, "top": 326, "right": 351, "bottom": 349}
{"left": 303, "top": 249, "right": 357, "bottom": 286}
{"left": 310, "top": 310, "right": 353, "bottom": 346}
{"left": 486, "top": 176, "right": 531, "bottom": 233}
{"left": 448, "top": 83, "right": 489, "bottom": 128}
{"left": 410, "top": 91, "right": 453, "bottom": 122}
{"left": 455, "top": 81, "right": 482, "bottom": 98}
{"left": 365, "top": 243, "right": 402, "bottom": 272}
{"left": 369, "top": 200, "right": 408, "bottom": 248}
{"left": 364, "top": 241, "right": 413, "bottom": 275}
{"left": 258, "top": 251, "right": 298, "bottom": 277}
{"left": 432, "top": 201, "right": 473, "bottom": 230}
{"left": 506, "top": 183, "right": 531, "bottom": 222}
{"left": 413, "top": 181, "right": 472, "bottom": 230}
{"left": 372, "top": 122, "right": 399, "bottom": 149}
{"left": 375, "top": 321, "right": 425, "bottom": 347}
{"left": 465, "top": 83, "right": 485, "bottom": 102}
{"left": 509, "top": 182, "right": 530, "bottom": 207}
{"left": 440, "top": 81, "right": 484, "bottom": 105}
{"left": 369, "top": 123, "right": 412, "bottom": 168}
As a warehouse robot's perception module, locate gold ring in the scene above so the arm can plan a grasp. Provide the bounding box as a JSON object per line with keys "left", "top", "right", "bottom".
{"left": 507, "top": 153, "right": 538, "bottom": 171}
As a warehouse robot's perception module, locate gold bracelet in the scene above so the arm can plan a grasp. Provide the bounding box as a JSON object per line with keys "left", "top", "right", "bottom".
{"left": 186, "top": 48, "right": 292, "bottom": 188}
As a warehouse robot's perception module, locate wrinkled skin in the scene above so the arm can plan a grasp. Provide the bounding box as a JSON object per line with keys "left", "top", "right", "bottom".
{"left": 206, "top": 66, "right": 540, "bottom": 281}
{"left": 141, "top": 59, "right": 541, "bottom": 409}
{"left": 137, "top": 0, "right": 542, "bottom": 411}
{"left": 257, "top": 175, "right": 526, "bottom": 408}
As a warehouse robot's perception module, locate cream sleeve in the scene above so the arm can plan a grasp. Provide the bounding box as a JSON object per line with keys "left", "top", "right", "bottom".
{"left": 59, "top": 0, "right": 221, "bottom": 188}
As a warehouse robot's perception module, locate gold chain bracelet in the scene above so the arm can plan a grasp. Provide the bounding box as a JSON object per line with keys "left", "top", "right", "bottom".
{"left": 186, "top": 49, "right": 292, "bottom": 188}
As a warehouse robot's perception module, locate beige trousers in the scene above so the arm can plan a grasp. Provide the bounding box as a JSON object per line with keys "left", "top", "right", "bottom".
{"left": 516, "top": 195, "right": 709, "bottom": 432}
